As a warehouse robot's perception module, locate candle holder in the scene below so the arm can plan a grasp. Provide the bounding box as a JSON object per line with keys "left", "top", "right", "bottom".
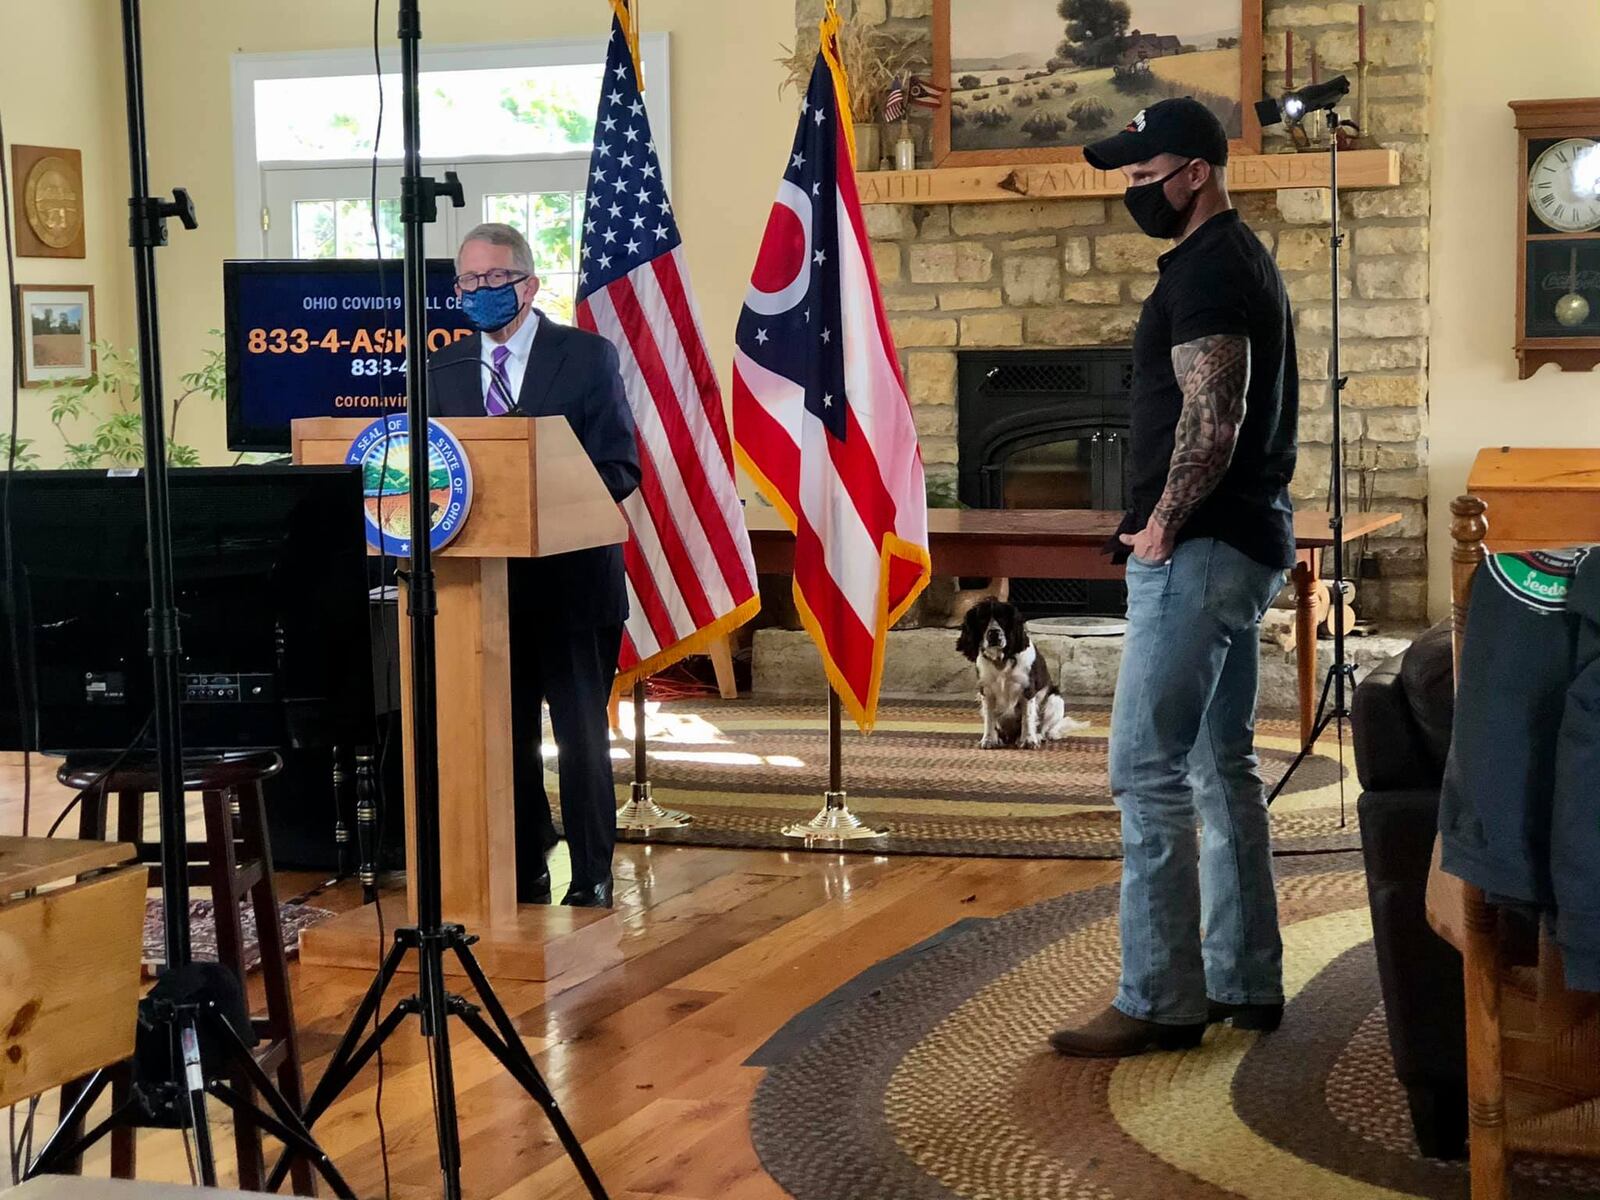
{"left": 894, "top": 119, "right": 916, "bottom": 170}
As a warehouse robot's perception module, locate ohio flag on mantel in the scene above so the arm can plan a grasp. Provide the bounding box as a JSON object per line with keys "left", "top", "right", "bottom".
{"left": 732, "top": 1, "right": 931, "bottom": 732}
{"left": 577, "top": 1, "right": 759, "bottom": 691}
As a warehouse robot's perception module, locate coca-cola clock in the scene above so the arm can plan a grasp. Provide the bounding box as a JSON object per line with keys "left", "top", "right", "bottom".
{"left": 1511, "top": 98, "right": 1600, "bottom": 378}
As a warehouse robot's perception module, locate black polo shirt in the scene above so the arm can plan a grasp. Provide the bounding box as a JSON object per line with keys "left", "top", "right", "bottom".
{"left": 1117, "top": 209, "right": 1298, "bottom": 570}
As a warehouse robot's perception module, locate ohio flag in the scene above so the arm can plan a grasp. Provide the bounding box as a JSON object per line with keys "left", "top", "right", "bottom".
{"left": 731, "top": 2, "right": 930, "bottom": 731}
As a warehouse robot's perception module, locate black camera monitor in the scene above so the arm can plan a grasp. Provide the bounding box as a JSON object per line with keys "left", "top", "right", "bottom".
{"left": 0, "top": 465, "right": 375, "bottom": 754}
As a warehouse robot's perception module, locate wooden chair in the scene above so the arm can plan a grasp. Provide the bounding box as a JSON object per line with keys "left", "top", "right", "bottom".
{"left": 1426, "top": 494, "right": 1600, "bottom": 1199}
{"left": 58, "top": 752, "right": 313, "bottom": 1196}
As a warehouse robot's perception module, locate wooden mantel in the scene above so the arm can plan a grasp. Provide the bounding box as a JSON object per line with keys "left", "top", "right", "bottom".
{"left": 856, "top": 147, "right": 1400, "bottom": 205}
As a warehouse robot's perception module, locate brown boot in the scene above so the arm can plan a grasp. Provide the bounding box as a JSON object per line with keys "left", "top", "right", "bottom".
{"left": 1049, "top": 1006, "right": 1205, "bottom": 1058}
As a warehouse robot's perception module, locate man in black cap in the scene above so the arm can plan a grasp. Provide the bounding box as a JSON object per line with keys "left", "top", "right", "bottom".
{"left": 1050, "top": 98, "right": 1300, "bottom": 1057}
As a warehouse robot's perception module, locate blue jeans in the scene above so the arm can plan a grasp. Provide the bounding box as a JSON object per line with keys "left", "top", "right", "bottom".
{"left": 1109, "top": 537, "right": 1287, "bottom": 1026}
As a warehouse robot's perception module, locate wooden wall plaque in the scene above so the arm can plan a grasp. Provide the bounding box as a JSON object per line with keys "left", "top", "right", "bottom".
{"left": 10, "top": 145, "right": 86, "bottom": 260}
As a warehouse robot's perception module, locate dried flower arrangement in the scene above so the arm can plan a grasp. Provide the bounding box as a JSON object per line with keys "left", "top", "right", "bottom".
{"left": 777, "top": 22, "right": 924, "bottom": 124}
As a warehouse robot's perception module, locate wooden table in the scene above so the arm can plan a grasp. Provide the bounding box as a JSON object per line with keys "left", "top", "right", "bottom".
{"left": 0, "top": 836, "right": 145, "bottom": 1111}
{"left": 0, "top": 835, "right": 133, "bottom": 894}
{"left": 745, "top": 507, "right": 1402, "bottom": 742}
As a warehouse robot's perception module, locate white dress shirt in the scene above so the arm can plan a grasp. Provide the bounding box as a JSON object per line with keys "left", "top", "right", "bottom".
{"left": 479, "top": 307, "right": 540, "bottom": 413}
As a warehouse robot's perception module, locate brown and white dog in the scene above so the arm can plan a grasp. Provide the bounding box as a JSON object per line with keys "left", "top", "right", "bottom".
{"left": 955, "top": 600, "right": 1087, "bottom": 750}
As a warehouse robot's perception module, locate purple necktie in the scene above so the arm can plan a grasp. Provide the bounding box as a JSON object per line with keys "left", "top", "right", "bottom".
{"left": 485, "top": 343, "right": 514, "bottom": 415}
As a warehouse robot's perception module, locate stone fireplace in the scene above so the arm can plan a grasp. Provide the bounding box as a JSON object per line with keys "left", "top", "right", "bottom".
{"left": 798, "top": 0, "right": 1435, "bottom": 622}
{"left": 958, "top": 348, "right": 1132, "bottom": 616}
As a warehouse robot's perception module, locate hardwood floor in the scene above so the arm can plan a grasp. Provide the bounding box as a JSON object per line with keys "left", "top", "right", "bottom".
{"left": 0, "top": 754, "right": 1119, "bottom": 1198}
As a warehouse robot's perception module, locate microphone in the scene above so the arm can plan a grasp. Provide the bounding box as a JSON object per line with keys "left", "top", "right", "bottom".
{"left": 425, "top": 335, "right": 525, "bottom": 415}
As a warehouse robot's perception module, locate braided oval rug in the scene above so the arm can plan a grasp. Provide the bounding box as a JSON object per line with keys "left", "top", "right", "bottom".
{"left": 747, "top": 855, "right": 1600, "bottom": 1200}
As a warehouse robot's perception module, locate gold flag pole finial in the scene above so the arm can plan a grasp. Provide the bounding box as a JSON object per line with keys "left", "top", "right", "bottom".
{"left": 608, "top": 0, "right": 644, "bottom": 89}
{"left": 819, "top": 0, "right": 858, "bottom": 168}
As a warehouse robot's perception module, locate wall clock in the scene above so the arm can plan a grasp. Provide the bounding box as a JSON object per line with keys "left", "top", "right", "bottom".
{"left": 1511, "top": 99, "right": 1600, "bottom": 378}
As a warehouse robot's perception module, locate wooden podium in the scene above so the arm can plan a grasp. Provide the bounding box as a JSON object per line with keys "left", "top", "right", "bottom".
{"left": 290, "top": 417, "right": 627, "bottom": 979}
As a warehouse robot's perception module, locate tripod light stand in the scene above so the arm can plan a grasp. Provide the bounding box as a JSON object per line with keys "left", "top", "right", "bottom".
{"left": 1255, "top": 76, "right": 1359, "bottom": 808}
{"left": 27, "top": 2, "right": 351, "bottom": 1193}
{"left": 261, "top": 5, "right": 608, "bottom": 1198}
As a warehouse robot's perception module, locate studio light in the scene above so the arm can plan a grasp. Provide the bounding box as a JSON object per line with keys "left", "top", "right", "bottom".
{"left": 1255, "top": 67, "right": 1362, "bottom": 814}
{"left": 1255, "top": 74, "right": 1351, "bottom": 130}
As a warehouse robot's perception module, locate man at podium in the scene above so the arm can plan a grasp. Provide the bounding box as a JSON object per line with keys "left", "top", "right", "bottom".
{"left": 428, "top": 222, "right": 640, "bottom": 909}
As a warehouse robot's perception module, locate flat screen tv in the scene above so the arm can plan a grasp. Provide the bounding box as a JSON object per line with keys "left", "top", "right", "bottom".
{"left": 223, "top": 258, "right": 473, "bottom": 452}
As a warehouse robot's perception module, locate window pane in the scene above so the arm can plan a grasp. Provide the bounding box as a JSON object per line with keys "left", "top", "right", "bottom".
{"left": 483, "top": 192, "right": 578, "bottom": 276}
{"left": 539, "top": 274, "right": 576, "bottom": 325}
{"left": 335, "top": 199, "right": 373, "bottom": 258}
{"left": 255, "top": 63, "right": 603, "bottom": 161}
{"left": 324, "top": 197, "right": 402, "bottom": 259}
{"left": 293, "top": 200, "right": 336, "bottom": 259}
{"left": 483, "top": 193, "right": 529, "bottom": 235}
{"left": 528, "top": 193, "right": 576, "bottom": 274}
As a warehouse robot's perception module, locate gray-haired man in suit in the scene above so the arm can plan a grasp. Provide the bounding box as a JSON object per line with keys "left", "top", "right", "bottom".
{"left": 429, "top": 222, "right": 640, "bottom": 908}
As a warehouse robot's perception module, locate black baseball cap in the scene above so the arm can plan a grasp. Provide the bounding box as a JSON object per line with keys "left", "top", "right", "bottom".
{"left": 1084, "top": 97, "right": 1229, "bottom": 170}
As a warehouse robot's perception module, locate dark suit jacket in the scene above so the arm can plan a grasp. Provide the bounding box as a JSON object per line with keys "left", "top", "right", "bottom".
{"left": 427, "top": 313, "right": 640, "bottom": 628}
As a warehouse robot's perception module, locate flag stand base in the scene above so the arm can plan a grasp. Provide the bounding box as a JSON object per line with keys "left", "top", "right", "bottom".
{"left": 617, "top": 682, "right": 691, "bottom": 832}
{"left": 616, "top": 781, "right": 692, "bottom": 832}
{"left": 782, "top": 691, "right": 885, "bottom": 841}
{"left": 782, "top": 790, "right": 884, "bottom": 841}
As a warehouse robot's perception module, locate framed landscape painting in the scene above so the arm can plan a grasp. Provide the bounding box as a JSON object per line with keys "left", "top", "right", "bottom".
{"left": 933, "top": 0, "right": 1262, "bottom": 167}
{"left": 16, "top": 284, "right": 95, "bottom": 387}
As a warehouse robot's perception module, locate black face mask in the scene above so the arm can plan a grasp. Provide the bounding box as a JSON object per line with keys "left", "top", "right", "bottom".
{"left": 1123, "top": 161, "right": 1199, "bottom": 240}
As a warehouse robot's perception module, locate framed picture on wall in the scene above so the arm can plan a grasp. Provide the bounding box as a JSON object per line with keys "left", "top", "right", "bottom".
{"left": 16, "top": 284, "right": 96, "bottom": 387}
{"left": 932, "top": 0, "right": 1263, "bottom": 167}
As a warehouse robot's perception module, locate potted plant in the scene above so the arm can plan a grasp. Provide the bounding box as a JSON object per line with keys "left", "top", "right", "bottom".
{"left": 27, "top": 331, "right": 226, "bottom": 469}
{"left": 778, "top": 23, "right": 923, "bottom": 171}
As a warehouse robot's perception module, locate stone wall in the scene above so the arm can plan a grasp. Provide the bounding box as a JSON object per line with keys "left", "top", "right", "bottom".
{"left": 795, "top": 0, "right": 1435, "bottom": 620}
{"left": 752, "top": 625, "right": 1412, "bottom": 708}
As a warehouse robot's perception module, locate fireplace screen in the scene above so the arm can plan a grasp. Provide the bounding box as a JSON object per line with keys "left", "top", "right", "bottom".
{"left": 956, "top": 348, "right": 1132, "bottom": 618}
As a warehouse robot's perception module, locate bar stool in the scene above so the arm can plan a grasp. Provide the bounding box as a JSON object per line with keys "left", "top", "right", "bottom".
{"left": 57, "top": 751, "right": 312, "bottom": 1195}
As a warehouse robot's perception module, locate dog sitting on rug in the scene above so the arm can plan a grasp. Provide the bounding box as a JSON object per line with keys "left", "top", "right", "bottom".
{"left": 956, "top": 599, "right": 1088, "bottom": 750}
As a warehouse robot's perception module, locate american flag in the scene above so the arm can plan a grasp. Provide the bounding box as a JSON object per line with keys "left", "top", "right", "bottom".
{"left": 908, "top": 75, "right": 947, "bottom": 109}
{"left": 884, "top": 77, "right": 906, "bottom": 123}
{"left": 576, "top": 11, "right": 759, "bottom": 689}
{"left": 732, "top": 7, "right": 930, "bottom": 732}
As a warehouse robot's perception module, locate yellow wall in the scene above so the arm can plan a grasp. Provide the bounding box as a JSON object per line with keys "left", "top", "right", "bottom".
{"left": 1429, "top": 0, "right": 1600, "bottom": 616}
{"left": 137, "top": 0, "right": 797, "bottom": 464}
{"left": 0, "top": 0, "right": 133, "bottom": 466}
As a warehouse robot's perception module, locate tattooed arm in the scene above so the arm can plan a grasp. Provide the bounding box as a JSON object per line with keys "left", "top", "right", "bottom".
{"left": 1119, "top": 333, "right": 1251, "bottom": 564}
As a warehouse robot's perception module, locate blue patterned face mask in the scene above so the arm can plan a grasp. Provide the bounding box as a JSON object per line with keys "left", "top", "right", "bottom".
{"left": 461, "top": 281, "right": 522, "bottom": 332}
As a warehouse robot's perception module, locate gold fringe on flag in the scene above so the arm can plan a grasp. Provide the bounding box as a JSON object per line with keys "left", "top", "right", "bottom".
{"left": 608, "top": 0, "right": 645, "bottom": 90}
{"left": 819, "top": 0, "right": 858, "bottom": 168}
